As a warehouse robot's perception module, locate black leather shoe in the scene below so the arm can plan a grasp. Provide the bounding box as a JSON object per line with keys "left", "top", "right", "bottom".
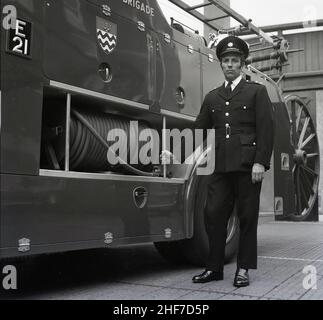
{"left": 192, "top": 270, "right": 224, "bottom": 283}
{"left": 233, "top": 268, "right": 249, "bottom": 287}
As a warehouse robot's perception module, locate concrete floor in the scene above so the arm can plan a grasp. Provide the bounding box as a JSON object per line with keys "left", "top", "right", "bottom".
{"left": 1, "top": 218, "right": 323, "bottom": 300}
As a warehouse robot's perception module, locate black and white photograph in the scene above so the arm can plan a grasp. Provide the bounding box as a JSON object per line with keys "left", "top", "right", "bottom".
{"left": 0, "top": 0, "right": 323, "bottom": 306}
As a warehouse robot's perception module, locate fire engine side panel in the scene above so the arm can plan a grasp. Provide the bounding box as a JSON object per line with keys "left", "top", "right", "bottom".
{"left": 0, "top": 0, "right": 44, "bottom": 175}
{"left": 0, "top": 0, "right": 190, "bottom": 258}
{"left": 155, "top": 30, "right": 202, "bottom": 117}
{"left": 200, "top": 46, "right": 225, "bottom": 100}
{"left": 0, "top": 173, "right": 185, "bottom": 257}
{"left": 43, "top": 0, "right": 156, "bottom": 106}
{"left": 154, "top": 31, "right": 181, "bottom": 113}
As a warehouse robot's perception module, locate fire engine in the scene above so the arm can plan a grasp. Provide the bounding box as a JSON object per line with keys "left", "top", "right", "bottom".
{"left": 0, "top": 0, "right": 320, "bottom": 266}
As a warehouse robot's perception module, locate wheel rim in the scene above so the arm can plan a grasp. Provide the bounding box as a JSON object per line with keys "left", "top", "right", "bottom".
{"left": 285, "top": 95, "right": 320, "bottom": 220}
{"left": 226, "top": 212, "right": 238, "bottom": 244}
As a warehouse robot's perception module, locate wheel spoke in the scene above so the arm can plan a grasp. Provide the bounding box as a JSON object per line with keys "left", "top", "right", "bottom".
{"left": 295, "top": 167, "right": 302, "bottom": 215}
{"left": 302, "top": 165, "right": 318, "bottom": 177}
{"left": 301, "top": 133, "right": 315, "bottom": 149}
{"left": 295, "top": 106, "right": 303, "bottom": 132}
{"left": 307, "top": 153, "right": 319, "bottom": 159}
{"left": 290, "top": 101, "right": 298, "bottom": 148}
{"left": 298, "top": 117, "right": 310, "bottom": 148}
{"left": 300, "top": 181, "right": 309, "bottom": 209}
{"left": 292, "top": 164, "right": 296, "bottom": 175}
{"left": 300, "top": 167, "right": 314, "bottom": 196}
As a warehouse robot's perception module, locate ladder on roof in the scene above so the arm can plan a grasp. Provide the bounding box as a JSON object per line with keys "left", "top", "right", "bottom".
{"left": 168, "top": 0, "right": 275, "bottom": 45}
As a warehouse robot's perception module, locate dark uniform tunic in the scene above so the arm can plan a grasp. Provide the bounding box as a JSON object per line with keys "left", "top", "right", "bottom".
{"left": 194, "top": 77, "right": 274, "bottom": 272}
{"left": 195, "top": 78, "right": 274, "bottom": 173}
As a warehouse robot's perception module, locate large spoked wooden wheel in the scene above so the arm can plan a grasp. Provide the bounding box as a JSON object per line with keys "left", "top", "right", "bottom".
{"left": 285, "top": 95, "right": 320, "bottom": 221}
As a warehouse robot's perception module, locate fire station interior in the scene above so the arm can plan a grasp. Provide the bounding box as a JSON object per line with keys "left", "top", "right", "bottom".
{"left": 37, "top": 0, "right": 320, "bottom": 223}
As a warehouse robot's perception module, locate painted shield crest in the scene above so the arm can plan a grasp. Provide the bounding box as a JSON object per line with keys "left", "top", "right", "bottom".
{"left": 96, "top": 16, "right": 117, "bottom": 55}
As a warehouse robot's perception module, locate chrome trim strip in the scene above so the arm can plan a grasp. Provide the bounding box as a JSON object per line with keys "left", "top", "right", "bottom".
{"left": 49, "top": 81, "right": 150, "bottom": 110}
{"left": 39, "top": 169, "right": 186, "bottom": 184}
{"left": 162, "top": 115, "right": 167, "bottom": 178}
{"left": 65, "top": 93, "right": 71, "bottom": 171}
{"left": 161, "top": 109, "right": 196, "bottom": 122}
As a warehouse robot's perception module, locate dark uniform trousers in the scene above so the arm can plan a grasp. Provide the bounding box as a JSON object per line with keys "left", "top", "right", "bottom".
{"left": 194, "top": 78, "right": 274, "bottom": 272}
{"left": 205, "top": 172, "right": 262, "bottom": 272}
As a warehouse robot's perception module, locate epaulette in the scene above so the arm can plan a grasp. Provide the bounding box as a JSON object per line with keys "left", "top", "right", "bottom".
{"left": 208, "top": 87, "right": 220, "bottom": 94}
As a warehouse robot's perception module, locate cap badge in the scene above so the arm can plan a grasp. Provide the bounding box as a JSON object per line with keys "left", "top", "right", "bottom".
{"left": 228, "top": 42, "right": 234, "bottom": 48}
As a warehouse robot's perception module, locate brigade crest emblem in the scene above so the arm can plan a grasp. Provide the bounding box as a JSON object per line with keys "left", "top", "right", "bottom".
{"left": 96, "top": 16, "right": 117, "bottom": 55}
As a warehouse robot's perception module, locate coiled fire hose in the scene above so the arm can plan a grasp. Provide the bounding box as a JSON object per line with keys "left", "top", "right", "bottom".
{"left": 70, "top": 109, "right": 160, "bottom": 177}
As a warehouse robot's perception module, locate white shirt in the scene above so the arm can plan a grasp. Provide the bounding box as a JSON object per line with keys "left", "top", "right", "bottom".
{"left": 225, "top": 75, "right": 242, "bottom": 92}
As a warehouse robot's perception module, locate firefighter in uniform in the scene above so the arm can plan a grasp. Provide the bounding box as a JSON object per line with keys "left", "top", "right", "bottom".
{"left": 192, "top": 36, "right": 274, "bottom": 287}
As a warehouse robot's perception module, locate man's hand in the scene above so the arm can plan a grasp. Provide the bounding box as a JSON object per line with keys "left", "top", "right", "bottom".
{"left": 160, "top": 150, "right": 174, "bottom": 165}
{"left": 252, "top": 163, "right": 265, "bottom": 184}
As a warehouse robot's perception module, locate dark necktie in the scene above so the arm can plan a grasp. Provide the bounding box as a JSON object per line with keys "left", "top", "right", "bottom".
{"left": 226, "top": 81, "right": 233, "bottom": 97}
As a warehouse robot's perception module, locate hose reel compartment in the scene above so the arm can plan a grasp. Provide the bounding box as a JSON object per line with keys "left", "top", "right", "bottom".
{"left": 40, "top": 88, "right": 160, "bottom": 175}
